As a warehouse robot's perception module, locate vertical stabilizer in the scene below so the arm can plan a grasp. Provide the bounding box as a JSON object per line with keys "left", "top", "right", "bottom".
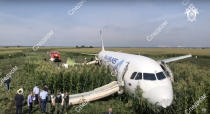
{"left": 100, "top": 29, "right": 105, "bottom": 51}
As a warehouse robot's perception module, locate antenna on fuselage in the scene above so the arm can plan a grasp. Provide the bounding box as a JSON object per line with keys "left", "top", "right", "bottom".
{"left": 100, "top": 29, "right": 105, "bottom": 51}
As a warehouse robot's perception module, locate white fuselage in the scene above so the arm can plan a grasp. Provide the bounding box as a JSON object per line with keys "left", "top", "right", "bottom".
{"left": 98, "top": 50, "right": 173, "bottom": 108}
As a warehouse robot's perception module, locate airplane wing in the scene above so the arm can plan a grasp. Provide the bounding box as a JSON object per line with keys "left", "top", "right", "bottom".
{"left": 81, "top": 53, "right": 98, "bottom": 56}
{"left": 64, "top": 60, "right": 98, "bottom": 67}
{"left": 86, "top": 60, "right": 98, "bottom": 65}
{"left": 158, "top": 54, "right": 192, "bottom": 63}
{"left": 69, "top": 60, "right": 97, "bottom": 66}
{"left": 74, "top": 60, "right": 98, "bottom": 65}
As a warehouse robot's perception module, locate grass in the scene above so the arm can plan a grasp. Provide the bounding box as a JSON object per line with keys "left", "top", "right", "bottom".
{"left": 0, "top": 47, "right": 209, "bottom": 114}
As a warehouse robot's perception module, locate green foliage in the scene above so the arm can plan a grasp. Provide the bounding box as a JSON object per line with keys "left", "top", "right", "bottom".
{"left": 0, "top": 47, "right": 209, "bottom": 114}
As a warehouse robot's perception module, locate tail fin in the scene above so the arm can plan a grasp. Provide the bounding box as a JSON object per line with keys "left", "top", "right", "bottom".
{"left": 100, "top": 29, "right": 105, "bottom": 51}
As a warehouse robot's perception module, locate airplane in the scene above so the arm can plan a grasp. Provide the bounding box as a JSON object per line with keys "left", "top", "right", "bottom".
{"left": 64, "top": 30, "right": 192, "bottom": 108}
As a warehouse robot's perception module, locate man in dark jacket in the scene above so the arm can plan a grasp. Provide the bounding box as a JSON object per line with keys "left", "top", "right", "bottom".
{"left": 55, "top": 90, "right": 62, "bottom": 114}
{"left": 46, "top": 90, "right": 52, "bottom": 113}
{"left": 63, "top": 92, "right": 69, "bottom": 114}
{"left": 15, "top": 89, "right": 24, "bottom": 114}
{"left": 44, "top": 85, "right": 48, "bottom": 92}
{"left": 4, "top": 78, "right": 10, "bottom": 91}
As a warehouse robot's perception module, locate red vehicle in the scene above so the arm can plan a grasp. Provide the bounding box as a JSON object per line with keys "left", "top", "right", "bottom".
{"left": 49, "top": 51, "right": 61, "bottom": 62}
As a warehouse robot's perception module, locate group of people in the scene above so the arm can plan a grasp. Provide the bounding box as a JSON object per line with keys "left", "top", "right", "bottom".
{"left": 14, "top": 85, "right": 115, "bottom": 114}
{"left": 15, "top": 85, "right": 70, "bottom": 114}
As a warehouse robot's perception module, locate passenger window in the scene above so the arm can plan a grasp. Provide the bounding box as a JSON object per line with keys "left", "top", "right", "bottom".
{"left": 156, "top": 72, "right": 166, "bottom": 80}
{"left": 143, "top": 73, "right": 156, "bottom": 80}
{"left": 135, "top": 73, "right": 142, "bottom": 80}
{"left": 130, "top": 72, "right": 137, "bottom": 79}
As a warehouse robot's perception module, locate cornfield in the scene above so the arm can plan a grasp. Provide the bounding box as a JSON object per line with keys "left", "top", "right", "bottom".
{"left": 0, "top": 47, "right": 209, "bottom": 114}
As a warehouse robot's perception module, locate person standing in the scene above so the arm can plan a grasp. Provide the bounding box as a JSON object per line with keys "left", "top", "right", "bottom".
{"left": 16, "top": 88, "right": 24, "bottom": 95}
{"left": 50, "top": 94, "right": 56, "bottom": 113}
{"left": 20, "top": 85, "right": 24, "bottom": 94}
{"left": 46, "top": 90, "right": 52, "bottom": 113}
{"left": 44, "top": 85, "right": 49, "bottom": 92}
{"left": 4, "top": 78, "right": 10, "bottom": 91}
{"left": 55, "top": 90, "right": 62, "bottom": 114}
{"left": 15, "top": 89, "right": 24, "bottom": 114}
{"left": 27, "top": 92, "right": 34, "bottom": 114}
{"left": 33, "top": 85, "right": 39, "bottom": 104}
{"left": 63, "top": 92, "right": 69, "bottom": 114}
{"left": 38, "top": 89, "right": 42, "bottom": 111}
{"left": 39, "top": 89, "right": 48, "bottom": 113}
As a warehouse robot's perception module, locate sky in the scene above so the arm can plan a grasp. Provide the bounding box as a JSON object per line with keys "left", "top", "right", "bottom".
{"left": 0, "top": 0, "right": 209, "bottom": 47}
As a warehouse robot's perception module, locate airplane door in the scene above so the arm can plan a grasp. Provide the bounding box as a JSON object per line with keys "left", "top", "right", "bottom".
{"left": 117, "top": 60, "right": 129, "bottom": 86}
{"left": 160, "top": 62, "right": 174, "bottom": 82}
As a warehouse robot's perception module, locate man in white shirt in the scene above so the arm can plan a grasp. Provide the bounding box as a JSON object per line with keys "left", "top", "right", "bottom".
{"left": 33, "top": 85, "right": 39, "bottom": 104}
{"left": 39, "top": 89, "right": 48, "bottom": 113}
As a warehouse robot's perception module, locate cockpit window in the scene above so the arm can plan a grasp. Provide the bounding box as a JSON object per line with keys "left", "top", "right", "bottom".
{"left": 156, "top": 72, "right": 166, "bottom": 80}
{"left": 130, "top": 72, "right": 137, "bottom": 79}
{"left": 135, "top": 73, "right": 142, "bottom": 80}
{"left": 143, "top": 73, "right": 156, "bottom": 80}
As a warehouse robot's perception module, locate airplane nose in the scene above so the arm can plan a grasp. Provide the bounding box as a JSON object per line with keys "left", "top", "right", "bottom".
{"left": 157, "top": 98, "right": 172, "bottom": 108}
{"left": 143, "top": 86, "right": 173, "bottom": 108}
